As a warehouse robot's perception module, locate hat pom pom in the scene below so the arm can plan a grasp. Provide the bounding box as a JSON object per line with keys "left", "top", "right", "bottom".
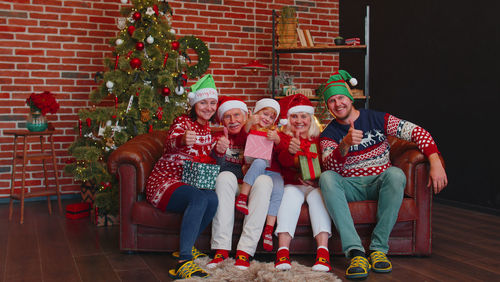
{"left": 349, "top": 78, "right": 358, "bottom": 86}
{"left": 279, "top": 119, "right": 288, "bottom": 126}
{"left": 188, "top": 92, "right": 195, "bottom": 100}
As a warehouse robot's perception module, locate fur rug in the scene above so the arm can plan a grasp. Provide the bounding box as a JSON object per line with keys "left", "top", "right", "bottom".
{"left": 184, "top": 257, "right": 341, "bottom": 282}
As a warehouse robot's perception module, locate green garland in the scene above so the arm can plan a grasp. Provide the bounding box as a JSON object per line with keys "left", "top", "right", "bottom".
{"left": 179, "top": 36, "right": 210, "bottom": 79}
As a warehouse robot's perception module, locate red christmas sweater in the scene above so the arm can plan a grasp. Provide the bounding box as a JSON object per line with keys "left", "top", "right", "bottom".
{"left": 275, "top": 132, "right": 320, "bottom": 185}
{"left": 320, "top": 109, "right": 439, "bottom": 178}
{"left": 146, "top": 115, "right": 215, "bottom": 211}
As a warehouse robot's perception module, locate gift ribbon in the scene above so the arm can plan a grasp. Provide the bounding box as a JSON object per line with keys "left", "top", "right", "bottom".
{"left": 193, "top": 155, "right": 216, "bottom": 164}
{"left": 296, "top": 140, "right": 318, "bottom": 179}
{"left": 249, "top": 129, "right": 268, "bottom": 137}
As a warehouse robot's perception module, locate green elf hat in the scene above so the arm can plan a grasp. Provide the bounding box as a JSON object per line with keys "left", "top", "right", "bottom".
{"left": 187, "top": 74, "right": 218, "bottom": 106}
{"left": 322, "top": 70, "right": 358, "bottom": 103}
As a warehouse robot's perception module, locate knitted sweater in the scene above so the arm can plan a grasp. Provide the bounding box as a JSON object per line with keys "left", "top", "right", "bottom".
{"left": 146, "top": 115, "right": 215, "bottom": 211}
{"left": 320, "top": 109, "right": 439, "bottom": 178}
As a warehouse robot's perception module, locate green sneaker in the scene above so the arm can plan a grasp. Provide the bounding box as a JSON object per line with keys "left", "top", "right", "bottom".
{"left": 168, "top": 260, "right": 209, "bottom": 280}
{"left": 369, "top": 251, "right": 392, "bottom": 273}
{"left": 346, "top": 256, "right": 371, "bottom": 279}
{"left": 172, "top": 246, "right": 208, "bottom": 260}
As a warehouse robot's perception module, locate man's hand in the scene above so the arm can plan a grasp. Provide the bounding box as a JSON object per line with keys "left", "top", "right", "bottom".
{"left": 183, "top": 123, "right": 196, "bottom": 146}
{"left": 216, "top": 127, "right": 230, "bottom": 154}
{"left": 339, "top": 121, "right": 363, "bottom": 156}
{"left": 288, "top": 131, "right": 301, "bottom": 155}
{"left": 427, "top": 153, "right": 448, "bottom": 194}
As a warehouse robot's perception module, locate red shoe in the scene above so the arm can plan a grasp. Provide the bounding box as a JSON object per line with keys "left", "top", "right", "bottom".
{"left": 312, "top": 246, "right": 331, "bottom": 272}
{"left": 235, "top": 194, "right": 249, "bottom": 215}
{"left": 262, "top": 225, "right": 274, "bottom": 251}
{"left": 234, "top": 250, "right": 250, "bottom": 270}
{"left": 206, "top": 249, "right": 228, "bottom": 269}
{"left": 275, "top": 248, "right": 291, "bottom": 270}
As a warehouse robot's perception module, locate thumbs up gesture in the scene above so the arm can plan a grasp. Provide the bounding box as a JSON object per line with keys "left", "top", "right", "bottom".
{"left": 344, "top": 121, "right": 363, "bottom": 147}
{"left": 288, "top": 131, "right": 301, "bottom": 155}
{"left": 216, "top": 127, "right": 230, "bottom": 154}
{"left": 183, "top": 123, "right": 197, "bottom": 146}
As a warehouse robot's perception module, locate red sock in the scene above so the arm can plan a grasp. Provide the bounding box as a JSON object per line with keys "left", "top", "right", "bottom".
{"left": 234, "top": 250, "right": 250, "bottom": 269}
{"left": 262, "top": 224, "right": 274, "bottom": 251}
{"left": 235, "top": 194, "right": 249, "bottom": 215}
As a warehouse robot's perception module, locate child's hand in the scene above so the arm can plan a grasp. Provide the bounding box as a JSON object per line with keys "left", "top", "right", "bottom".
{"left": 183, "top": 123, "right": 196, "bottom": 146}
{"left": 267, "top": 129, "right": 280, "bottom": 144}
{"left": 248, "top": 112, "right": 259, "bottom": 127}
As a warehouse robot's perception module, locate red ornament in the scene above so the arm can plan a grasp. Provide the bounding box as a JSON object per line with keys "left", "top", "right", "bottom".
{"left": 86, "top": 118, "right": 91, "bottom": 127}
{"left": 114, "top": 54, "right": 119, "bottom": 70}
{"left": 161, "top": 87, "right": 171, "bottom": 96}
{"left": 153, "top": 4, "right": 159, "bottom": 15}
{"left": 156, "top": 107, "right": 163, "bottom": 120}
{"left": 132, "top": 11, "right": 141, "bottom": 21}
{"left": 130, "top": 58, "right": 142, "bottom": 69}
{"left": 163, "top": 53, "right": 169, "bottom": 67}
{"left": 135, "top": 42, "right": 144, "bottom": 50}
{"left": 127, "top": 25, "right": 135, "bottom": 36}
{"left": 112, "top": 114, "right": 117, "bottom": 119}
{"left": 171, "top": 41, "right": 180, "bottom": 51}
{"left": 148, "top": 124, "right": 153, "bottom": 133}
{"left": 182, "top": 74, "right": 188, "bottom": 86}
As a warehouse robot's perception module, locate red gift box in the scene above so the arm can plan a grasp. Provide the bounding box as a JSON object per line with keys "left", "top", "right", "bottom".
{"left": 65, "top": 202, "right": 90, "bottom": 219}
{"left": 345, "top": 37, "right": 361, "bottom": 46}
{"left": 244, "top": 130, "right": 273, "bottom": 167}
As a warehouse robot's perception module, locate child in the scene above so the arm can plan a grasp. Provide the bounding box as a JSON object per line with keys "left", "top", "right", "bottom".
{"left": 235, "top": 98, "right": 284, "bottom": 251}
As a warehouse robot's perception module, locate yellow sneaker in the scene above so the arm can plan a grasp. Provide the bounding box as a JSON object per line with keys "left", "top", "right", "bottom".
{"left": 172, "top": 246, "right": 208, "bottom": 260}
{"left": 345, "top": 256, "right": 370, "bottom": 279}
{"left": 369, "top": 251, "right": 392, "bottom": 273}
{"left": 168, "top": 260, "right": 209, "bottom": 279}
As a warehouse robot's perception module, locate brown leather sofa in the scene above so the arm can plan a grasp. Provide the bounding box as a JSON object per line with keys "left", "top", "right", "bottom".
{"left": 108, "top": 130, "right": 437, "bottom": 256}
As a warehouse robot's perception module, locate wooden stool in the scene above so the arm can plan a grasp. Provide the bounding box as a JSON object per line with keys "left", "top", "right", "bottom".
{"left": 5, "top": 128, "right": 62, "bottom": 224}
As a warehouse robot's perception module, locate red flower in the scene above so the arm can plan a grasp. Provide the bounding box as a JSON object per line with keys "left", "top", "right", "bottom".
{"left": 26, "top": 91, "right": 59, "bottom": 115}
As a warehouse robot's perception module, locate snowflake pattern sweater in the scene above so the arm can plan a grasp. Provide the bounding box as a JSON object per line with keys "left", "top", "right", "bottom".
{"left": 146, "top": 115, "right": 215, "bottom": 211}
{"left": 320, "top": 109, "right": 439, "bottom": 178}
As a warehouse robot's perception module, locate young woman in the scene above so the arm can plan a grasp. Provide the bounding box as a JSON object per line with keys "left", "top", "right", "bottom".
{"left": 145, "top": 75, "right": 219, "bottom": 279}
{"left": 273, "top": 94, "right": 333, "bottom": 272}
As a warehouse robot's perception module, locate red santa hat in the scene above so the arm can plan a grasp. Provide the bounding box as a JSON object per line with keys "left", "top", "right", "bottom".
{"left": 254, "top": 98, "right": 280, "bottom": 122}
{"left": 217, "top": 96, "right": 248, "bottom": 121}
{"left": 278, "top": 94, "right": 314, "bottom": 126}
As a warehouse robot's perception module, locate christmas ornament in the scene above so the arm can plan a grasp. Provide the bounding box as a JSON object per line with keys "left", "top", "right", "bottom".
{"left": 127, "top": 25, "right": 135, "bottom": 36}
{"left": 132, "top": 11, "right": 141, "bottom": 21}
{"left": 140, "top": 109, "right": 151, "bottom": 122}
{"left": 171, "top": 41, "right": 180, "bottom": 51}
{"left": 114, "top": 54, "right": 119, "bottom": 70}
{"left": 126, "top": 95, "right": 134, "bottom": 113}
{"left": 115, "top": 38, "right": 124, "bottom": 45}
{"left": 146, "top": 35, "right": 154, "bottom": 44}
{"left": 114, "top": 96, "right": 118, "bottom": 110}
{"left": 78, "top": 119, "right": 82, "bottom": 136}
{"left": 135, "top": 42, "right": 145, "bottom": 50}
{"left": 175, "top": 85, "right": 185, "bottom": 95}
{"left": 163, "top": 53, "right": 169, "bottom": 67}
{"left": 86, "top": 118, "right": 92, "bottom": 127}
{"left": 106, "top": 80, "right": 114, "bottom": 89}
{"left": 120, "top": 0, "right": 127, "bottom": 3}
{"left": 161, "top": 87, "right": 171, "bottom": 96}
{"left": 149, "top": 124, "right": 153, "bottom": 133}
{"left": 146, "top": 7, "right": 155, "bottom": 16}
{"left": 156, "top": 107, "right": 163, "bottom": 120}
{"left": 117, "top": 18, "right": 126, "bottom": 30}
{"left": 170, "top": 29, "right": 176, "bottom": 35}
{"left": 130, "top": 58, "right": 142, "bottom": 69}
{"left": 153, "top": 4, "right": 159, "bottom": 16}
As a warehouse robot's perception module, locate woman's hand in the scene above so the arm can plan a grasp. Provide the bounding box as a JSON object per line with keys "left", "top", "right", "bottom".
{"left": 183, "top": 123, "right": 196, "bottom": 146}
{"left": 288, "top": 131, "right": 301, "bottom": 155}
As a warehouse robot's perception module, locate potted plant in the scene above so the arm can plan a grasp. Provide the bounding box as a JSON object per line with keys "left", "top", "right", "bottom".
{"left": 334, "top": 36, "right": 345, "bottom": 45}
{"left": 25, "top": 91, "right": 59, "bottom": 132}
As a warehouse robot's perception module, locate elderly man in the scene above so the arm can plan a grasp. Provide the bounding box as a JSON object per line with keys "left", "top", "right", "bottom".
{"left": 208, "top": 96, "right": 273, "bottom": 270}
{"left": 319, "top": 70, "right": 447, "bottom": 280}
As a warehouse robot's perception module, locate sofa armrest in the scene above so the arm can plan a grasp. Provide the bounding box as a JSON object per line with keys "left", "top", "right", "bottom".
{"left": 108, "top": 130, "right": 168, "bottom": 194}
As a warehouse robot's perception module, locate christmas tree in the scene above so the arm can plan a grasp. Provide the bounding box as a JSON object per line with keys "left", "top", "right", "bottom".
{"left": 65, "top": 0, "right": 210, "bottom": 217}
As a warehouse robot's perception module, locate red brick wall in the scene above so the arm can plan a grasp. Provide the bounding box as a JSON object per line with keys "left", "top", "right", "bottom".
{"left": 0, "top": 0, "right": 339, "bottom": 197}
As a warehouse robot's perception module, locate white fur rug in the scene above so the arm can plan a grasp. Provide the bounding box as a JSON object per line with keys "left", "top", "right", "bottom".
{"left": 185, "top": 256, "right": 341, "bottom": 282}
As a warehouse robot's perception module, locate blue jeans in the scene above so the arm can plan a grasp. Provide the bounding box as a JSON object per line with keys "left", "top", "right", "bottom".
{"left": 319, "top": 167, "right": 406, "bottom": 256}
{"left": 166, "top": 185, "right": 218, "bottom": 260}
{"left": 243, "top": 159, "right": 284, "bottom": 216}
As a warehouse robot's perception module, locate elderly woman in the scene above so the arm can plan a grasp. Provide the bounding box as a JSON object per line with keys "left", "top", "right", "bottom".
{"left": 273, "top": 94, "right": 332, "bottom": 272}
{"left": 145, "top": 75, "right": 219, "bottom": 280}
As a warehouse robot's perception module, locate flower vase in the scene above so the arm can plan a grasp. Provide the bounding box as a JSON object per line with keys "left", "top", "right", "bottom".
{"left": 26, "top": 111, "right": 48, "bottom": 132}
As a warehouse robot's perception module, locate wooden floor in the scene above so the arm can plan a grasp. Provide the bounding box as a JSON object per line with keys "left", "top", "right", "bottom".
{"left": 1, "top": 199, "right": 499, "bottom": 282}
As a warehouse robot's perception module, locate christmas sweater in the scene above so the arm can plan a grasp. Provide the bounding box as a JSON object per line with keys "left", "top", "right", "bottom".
{"left": 212, "top": 129, "right": 247, "bottom": 180}
{"left": 146, "top": 115, "right": 215, "bottom": 211}
{"left": 275, "top": 132, "right": 320, "bottom": 185}
{"left": 320, "top": 109, "right": 439, "bottom": 178}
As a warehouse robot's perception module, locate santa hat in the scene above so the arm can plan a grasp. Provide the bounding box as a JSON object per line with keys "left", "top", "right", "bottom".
{"left": 278, "top": 94, "right": 314, "bottom": 126}
{"left": 254, "top": 98, "right": 280, "bottom": 122}
{"left": 187, "top": 74, "right": 218, "bottom": 106}
{"left": 217, "top": 96, "right": 248, "bottom": 121}
{"left": 322, "top": 70, "right": 358, "bottom": 103}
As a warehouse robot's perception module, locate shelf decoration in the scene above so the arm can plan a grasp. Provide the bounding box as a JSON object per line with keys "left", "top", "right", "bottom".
{"left": 277, "top": 6, "right": 297, "bottom": 48}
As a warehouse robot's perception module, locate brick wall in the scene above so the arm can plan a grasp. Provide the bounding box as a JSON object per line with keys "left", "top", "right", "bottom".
{"left": 0, "top": 0, "right": 339, "bottom": 197}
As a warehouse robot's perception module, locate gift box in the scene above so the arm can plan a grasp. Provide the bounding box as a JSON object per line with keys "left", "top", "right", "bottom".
{"left": 92, "top": 207, "right": 119, "bottom": 227}
{"left": 65, "top": 202, "right": 90, "bottom": 220}
{"left": 181, "top": 157, "right": 220, "bottom": 190}
{"left": 345, "top": 37, "right": 361, "bottom": 46}
{"left": 297, "top": 142, "right": 322, "bottom": 180}
{"left": 244, "top": 130, "right": 273, "bottom": 167}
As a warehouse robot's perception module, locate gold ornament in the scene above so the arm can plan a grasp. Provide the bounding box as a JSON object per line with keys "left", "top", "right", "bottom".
{"left": 140, "top": 109, "right": 151, "bottom": 122}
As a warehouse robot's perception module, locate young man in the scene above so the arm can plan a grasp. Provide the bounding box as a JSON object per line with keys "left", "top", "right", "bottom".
{"left": 318, "top": 70, "right": 447, "bottom": 280}
{"left": 209, "top": 96, "right": 274, "bottom": 270}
